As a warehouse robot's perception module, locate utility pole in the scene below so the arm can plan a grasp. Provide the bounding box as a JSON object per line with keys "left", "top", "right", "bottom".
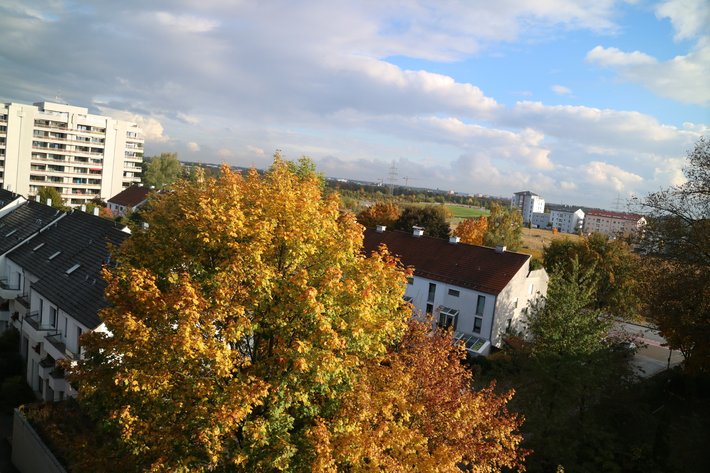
{"left": 387, "top": 161, "right": 398, "bottom": 195}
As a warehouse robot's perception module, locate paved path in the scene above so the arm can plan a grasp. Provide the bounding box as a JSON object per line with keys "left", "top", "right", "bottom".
{"left": 613, "top": 321, "right": 684, "bottom": 377}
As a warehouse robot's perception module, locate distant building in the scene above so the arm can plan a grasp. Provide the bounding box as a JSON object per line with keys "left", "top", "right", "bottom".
{"left": 511, "top": 191, "right": 545, "bottom": 224}
{"left": 364, "top": 226, "right": 548, "bottom": 356}
{"left": 550, "top": 207, "right": 585, "bottom": 234}
{"left": 531, "top": 212, "right": 551, "bottom": 229}
{"left": 107, "top": 185, "right": 152, "bottom": 216}
{"left": 582, "top": 210, "right": 646, "bottom": 238}
{"left": 0, "top": 101, "right": 143, "bottom": 207}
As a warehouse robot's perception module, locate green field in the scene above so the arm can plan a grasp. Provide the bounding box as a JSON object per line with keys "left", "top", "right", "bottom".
{"left": 445, "top": 204, "right": 489, "bottom": 219}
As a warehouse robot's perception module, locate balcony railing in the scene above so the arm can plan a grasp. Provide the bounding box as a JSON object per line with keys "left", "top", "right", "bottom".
{"left": 16, "top": 294, "right": 30, "bottom": 309}
{"left": 46, "top": 332, "right": 79, "bottom": 360}
{"left": 24, "top": 312, "right": 54, "bottom": 332}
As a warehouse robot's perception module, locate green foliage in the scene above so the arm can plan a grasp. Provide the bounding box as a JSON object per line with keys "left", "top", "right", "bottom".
{"left": 526, "top": 260, "right": 611, "bottom": 357}
{"left": 394, "top": 204, "right": 451, "bottom": 238}
{"left": 37, "top": 187, "right": 66, "bottom": 209}
{"left": 142, "top": 152, "right": 183, "bottom": 188}
{"left": 543, "top": 233, "right": 642, "bottom": 319}
{"left": 483, "top": 202, "right": 523, "bottom": 251}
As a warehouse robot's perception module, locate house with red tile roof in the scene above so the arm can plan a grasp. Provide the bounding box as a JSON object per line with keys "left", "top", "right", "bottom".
{"left": 582, "top": 209, "right": 646, "bottom": 238}
{"left": 106, "top": 185, "right": 152, "bottom": 216}
{"left": 364, "top": 226, "right": 548, "bottom": 356}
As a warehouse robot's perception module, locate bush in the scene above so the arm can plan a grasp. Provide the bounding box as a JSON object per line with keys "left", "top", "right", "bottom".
{"left": 0, "top": 375, "right": 35, "bottom": 413}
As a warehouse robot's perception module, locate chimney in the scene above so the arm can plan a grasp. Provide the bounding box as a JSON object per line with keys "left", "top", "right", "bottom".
{"left": 376, "top": 224, "right": 386, "bottom": 233}
{"left": 412, "top": 226, "right": 424, "bottom": 237}
{"left": 93, "top": 207, "right": 100, "bottom": 216}
{"left": 142, "top": 222, "right": 150, "bottom": 230}
{"left": 495, "top": 245, "right": 507, "bottom": 253}
{"left": 80, "top": 204, "right": 86, "bottom": 212}
{"left": 46, "top": 198, "right": 52, "bottom": 207}
{"left": 449, "top": 236, "right": 460, "bottom": 244}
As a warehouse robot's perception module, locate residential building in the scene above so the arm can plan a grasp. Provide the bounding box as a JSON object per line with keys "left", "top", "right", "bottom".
{"left": 0, "top": 101, "right": 143, "bottom": 207}
{"left": 364, "top": 226, "right": 548, "bottom": 356}
{"left": 582, "top": 210, "right": 646, "bottom": 238}
{"left": 549, "top": 206, "right": 585, "bottom": 234}
{"left": 107, "top": 185, "right": 152, "bottom": 216}
{"left": 0, "top": 197, "right": 65, "bottom": 331}
{"left": 511, "top": 191, "right": 545, "bottom": 224}
{"left": 6, "top": 210, "right": 129, "bottom": 401}
{"left": 531, "top": 212, "right": 551, "bottom": 229}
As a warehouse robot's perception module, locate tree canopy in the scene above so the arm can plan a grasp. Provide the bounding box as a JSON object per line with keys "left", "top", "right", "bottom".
{"left": 37, "top": 187, "right": 65, "bottom": 209}
{"left": 69, "top": 158, "right": 525, "bottom": 472}
{"left": 356, "top": 201, "right": 401, "bottom": 229}
{"left": 394, "top": 204, "right": 451, "bottom": 238}
{"left": 142, "top": 152, "right": 183, "bottom": 189}
{"left": 453, "top": 217, "right": 488, "bottom": 246}
{"left": 543, "top": 234, "right": 641, "bottom": 320}
{"left": 483, "top": 203, "right": 523, "bottom": 251}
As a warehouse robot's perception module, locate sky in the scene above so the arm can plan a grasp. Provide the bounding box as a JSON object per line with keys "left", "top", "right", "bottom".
{"left": 1, "top": 0, "right": 708, "bottom": 208}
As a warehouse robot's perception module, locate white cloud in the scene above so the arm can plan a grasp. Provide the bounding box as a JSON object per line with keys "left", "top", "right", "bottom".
{"left": 154, "top": 12, "right": 218, "bottom": 34}
{"left": 177, "top": 112, "right": 200, "bottom": 125}
{"left": 187, "top": 141, "right": 200, "bottom": 152}
{"left": 584, "top": 161, "right": 643, "bottom": 192}
{"left": 656, "top": 0, "right": 710, "bottom": 41}
{"left": 586, "top": 46, "right": 656, "bottom": 66}
{"left": 217, "top": 148, "right": 234, "bottom": 158}
{"left": 246, "top": 145, "right": 265, "bottom": 156}
{"left": 551, "top": 84, "right": 573, "bottom": 96}
{"left": 96, "top": 106, "right": 169, "bottom": 143}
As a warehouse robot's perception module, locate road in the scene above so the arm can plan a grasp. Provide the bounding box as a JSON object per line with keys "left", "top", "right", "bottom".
{"left": 613, "top": 321, "right": 684, "bottom": 377}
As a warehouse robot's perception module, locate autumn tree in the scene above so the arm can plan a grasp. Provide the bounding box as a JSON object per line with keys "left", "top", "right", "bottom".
{"left": 632, "top": 137, "right": 710, "bottom": 374}
{"left": 484, "top": 202, "right": 522, "bottom": 251}
{"left": 142, "top": 152, "right": 183, "bottom": 188}
{"left": 453, "top": 217, "right": 488, "bottom": 245}
{"left": 70, "top": 158, "right": 525, "bottom": 472}
{"left": 330, "top": 320, "right": 527, "bottom": 472}
{"left": 543, "top": 234, "right": 642, "bottom": 319}
{"left": 394, "top": 204, "right": 451, "bottom": 238}
{"left": 356, "top": 201, "right": 401, "bottom": 229}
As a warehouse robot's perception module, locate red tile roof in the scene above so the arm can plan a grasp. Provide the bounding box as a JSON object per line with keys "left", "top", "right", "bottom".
{"left": 107, "top": 185, "right": 152, "bottom": 207}
{"left": 363, "top": 229, "right": 530, "bottom": 295}
{"left": 585, "top": 209, "right": 643, "bottom": 221}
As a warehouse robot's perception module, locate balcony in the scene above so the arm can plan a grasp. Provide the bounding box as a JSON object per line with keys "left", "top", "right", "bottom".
{"left": 39, "top": 355, "right": 55, "bottom": 377}
{"left": 16, "top": 294, "right": 30, "bottom": 309}
{"left": 22, "top": 312, "right": 55, "bottom": 342}
{"left": 46, "top": 332, "right": 79, "bottom": 361}
{"left": 0, "top": 278, "right": 21, "bottom": 299}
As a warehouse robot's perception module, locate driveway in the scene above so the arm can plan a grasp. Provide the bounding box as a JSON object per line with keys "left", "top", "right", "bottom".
{"left": 613, "top": 320, "right": 684, "bottom": 377}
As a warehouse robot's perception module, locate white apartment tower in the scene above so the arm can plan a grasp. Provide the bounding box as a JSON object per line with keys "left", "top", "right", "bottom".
{"left": 511, "top": 191, "right": 545, "bottom": 224}
{"left": 0, "top": 101, "right": 143, "bottom": 207}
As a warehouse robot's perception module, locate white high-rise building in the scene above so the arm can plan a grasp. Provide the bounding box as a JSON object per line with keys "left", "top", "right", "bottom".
{"left": 511, "top": 191, "right": 545, "bottom": 224}
{"left": 0, "top": 101, "right": 143, "bottom": 207}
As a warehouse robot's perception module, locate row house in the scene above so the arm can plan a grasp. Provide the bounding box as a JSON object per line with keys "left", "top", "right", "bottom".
{"left": 106, "top": 184, "right": 152, "bottom": 217}
{"left": 582, "top": 210, "right": 646, "bottom": 238}
{"left": 4, "top": 208, "right": 129, "bottom": 401}
{"left": 364, "top": 226, "right": 548, "bottom": 356}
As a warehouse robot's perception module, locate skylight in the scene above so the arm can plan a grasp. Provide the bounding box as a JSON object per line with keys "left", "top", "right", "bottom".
{"left": 33, "top": 242, "right": 45, "bottom": 251}
{"left": 48, "top": 251, "right": 61, "bottom": 260}
{"left": 5, "top": 229, "right": 17, "bottom": 237}
{"left": 65, "top": 263, "right": 81, "bottom": 275}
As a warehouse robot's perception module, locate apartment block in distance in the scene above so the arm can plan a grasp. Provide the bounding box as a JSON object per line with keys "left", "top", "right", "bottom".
{"left": 511, "top": 190, "right": 545, "bottom": 225}
{"left": 0, "top": 101, "right": 143, "bottom": 207}
{"left": 582, "top": 209, "right": 646, "bottom": 238}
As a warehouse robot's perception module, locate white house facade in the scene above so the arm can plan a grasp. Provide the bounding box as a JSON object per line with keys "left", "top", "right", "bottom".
{"left": 364, "top": 227, "right": 548, "bottom": 356}
{"left": 582, "top": 210, "right": 646, "bottom": 238}
{"left": 550, "top": 207, "right": 585, "bottom": 234}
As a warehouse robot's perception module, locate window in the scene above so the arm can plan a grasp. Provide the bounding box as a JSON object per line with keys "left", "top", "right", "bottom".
{"left": 437, "top": 307, "right": 459, "bottom": 331}
{"left": 513, "top": 297, "right": 519, "bottom": 309}
{"left": 473, "top": 317, "right": 483, "bottom": 334}
{"left": 447, "top": 289, "right": 460, "bottom": 297}
{"left": 50, "top": 306, "right": 57, "bottom": 328}
{"left": 427, "top": 283, "right": 436, "bottom": 303}
{"left": 426, "top": 303, "right": 434, "bottom": 315}
{"left": 529, "top": 284, "right": 534, "bottom": 295}
{"left": 407, "top": 276, "right": 414, "bottom": 285}
{"left": 476, "top": 295, "right": 485, "bottom": 316}
{"left": 76, "top": 326, "right": 83, "bottom": 354}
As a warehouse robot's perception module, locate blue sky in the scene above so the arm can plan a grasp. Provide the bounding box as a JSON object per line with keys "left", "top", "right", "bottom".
{"left": 1, "top": 0, "right": 708, "bottom": 208}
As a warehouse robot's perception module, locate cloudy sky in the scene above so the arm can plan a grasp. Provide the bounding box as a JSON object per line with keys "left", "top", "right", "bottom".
{"left": 1, "top": 0, "right": 708, "bottom": 207}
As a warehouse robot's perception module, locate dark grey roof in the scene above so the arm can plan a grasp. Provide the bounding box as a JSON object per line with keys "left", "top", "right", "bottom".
{"left": 0, "top": 201, "right": 64, "bottom": 256}
{"left": 0, "top": 188, "right": 21, "bottom": 207}
{"left": 8, "top": 211, "right": 129, "bottom": 329}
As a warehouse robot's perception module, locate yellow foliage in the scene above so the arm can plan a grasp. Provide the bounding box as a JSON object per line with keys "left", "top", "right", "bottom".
{"left": 454, "top": 216, "right": 488, "bottom": 246}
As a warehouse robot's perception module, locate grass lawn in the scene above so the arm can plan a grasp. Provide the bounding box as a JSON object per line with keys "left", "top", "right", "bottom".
{"left": 519, "top": 227, "right": 582, "bottom": 260}
{"left": 445, "top": 204, "right": 489, "bottom": 226}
